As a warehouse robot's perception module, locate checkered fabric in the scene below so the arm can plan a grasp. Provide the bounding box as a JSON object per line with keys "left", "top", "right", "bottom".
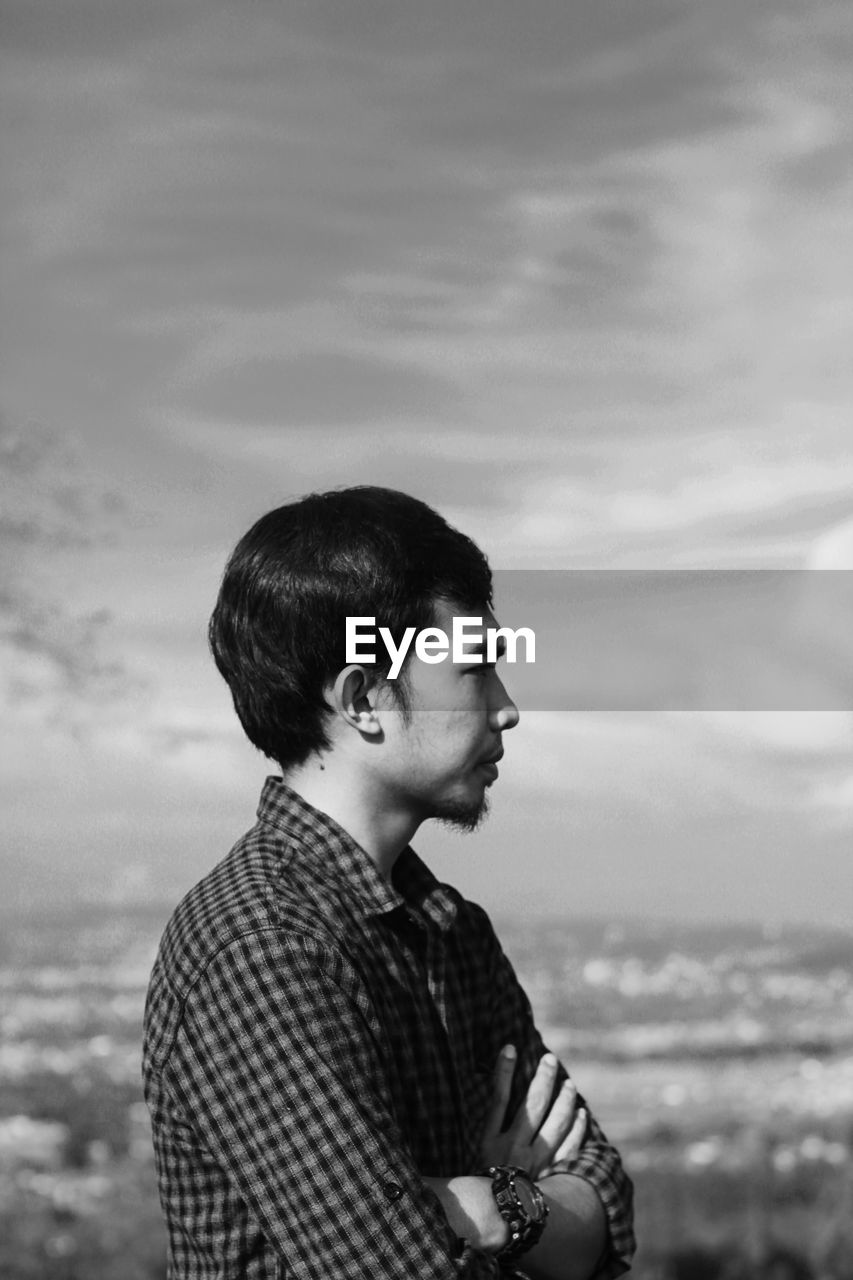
{"left": 143, "top": 777, "right": 635, "bottom": 1279}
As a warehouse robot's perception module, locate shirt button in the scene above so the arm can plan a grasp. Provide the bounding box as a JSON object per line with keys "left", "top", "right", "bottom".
{"left": 383, "top": 1181, "right": 404, "bottom": 1202}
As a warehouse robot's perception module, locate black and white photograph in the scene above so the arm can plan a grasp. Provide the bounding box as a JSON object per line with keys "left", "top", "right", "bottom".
{"left": 2, "top": 2, "right": 852, "bottom": 1277}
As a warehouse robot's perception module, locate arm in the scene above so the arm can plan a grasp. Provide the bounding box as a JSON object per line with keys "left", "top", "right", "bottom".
{"left": 525, "top": 1173, "right": 607, "bottom": 1280}
{"left": 469, "top": 910, "right": 636, "bottom": 1279}
{"left": 423, "top": 1172, "right": 606, "bottom": 1280}
{"left": 532, "top": 1082, "right": 635, "bottom": 1279}
{"left": 483, "top": 1045, "right": 607, "bottom": 1280}
{"left": 170, "top": 930, "right": 465, "bottom": 1280}
{"left": 425, "top": 1047, "right": 606, "bottom": 1280}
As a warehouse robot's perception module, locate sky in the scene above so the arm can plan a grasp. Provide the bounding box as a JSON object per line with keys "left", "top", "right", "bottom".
{"left": 2, "top": 0, "right": 852, "bottom": 924}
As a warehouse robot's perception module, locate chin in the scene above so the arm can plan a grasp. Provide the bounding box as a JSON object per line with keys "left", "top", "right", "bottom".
{"left": 432, "top": 793, "right": 490, "bottom": 833}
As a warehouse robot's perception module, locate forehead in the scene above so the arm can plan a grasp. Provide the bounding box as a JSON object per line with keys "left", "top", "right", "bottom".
{"left": 431, "top": 597, "right": 499, "bottom": 632}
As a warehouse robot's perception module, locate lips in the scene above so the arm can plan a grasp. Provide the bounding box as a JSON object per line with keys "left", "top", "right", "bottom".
{"left": 477, "top": 748, "right": 504, "bottom": 781}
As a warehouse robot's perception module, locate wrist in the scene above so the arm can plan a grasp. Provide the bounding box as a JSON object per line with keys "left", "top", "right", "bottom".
{"left": 475, "top": 1175, "right": 513, "bottom": 1252}
{"left": 423, "top": 1174, "right": 511, "bottom": 1254}
{"left": 479, "top": 1165, "right": 549, "bottom": 1261}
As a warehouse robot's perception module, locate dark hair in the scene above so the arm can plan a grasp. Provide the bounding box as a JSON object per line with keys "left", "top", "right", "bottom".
{"left": 209, "top": 486, "right": 493, "bottom": 769}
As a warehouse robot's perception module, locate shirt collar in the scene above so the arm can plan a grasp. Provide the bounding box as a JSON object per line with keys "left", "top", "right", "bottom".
{"left": 256, "top": 776, "right": 458, "bottom": 931}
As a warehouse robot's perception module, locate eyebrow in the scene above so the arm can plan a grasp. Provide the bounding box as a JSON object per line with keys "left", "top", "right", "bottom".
{"left": 464, "top": 635, "right": 507, "bottom": 660}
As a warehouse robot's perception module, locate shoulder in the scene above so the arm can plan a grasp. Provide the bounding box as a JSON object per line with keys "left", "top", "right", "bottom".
{"left": 450, "top": 895, "right": 496, "bottom": 949}
{"left": 143, "top": 836, "right": 365, "bottom": 1073}
{"left": 153, "top": 825, "right": 274, "bottom": 996}
{"left": 455, "top": 895, "right": 496, "bottom": 936}
{"left": 150, "top": 818, "right": 353, "bottom": 1007}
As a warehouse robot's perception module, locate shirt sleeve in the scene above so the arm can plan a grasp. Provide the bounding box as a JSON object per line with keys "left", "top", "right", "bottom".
{"left": 167, "top": 928, "right": 467, "bottom": 1280}
{"left": 474, "top": 907, "right": 636, "bottom": 1279}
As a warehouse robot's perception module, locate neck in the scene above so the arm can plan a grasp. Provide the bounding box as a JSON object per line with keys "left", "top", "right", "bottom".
{"left": 281, "top": 756, "right": 420, "bottom": 882}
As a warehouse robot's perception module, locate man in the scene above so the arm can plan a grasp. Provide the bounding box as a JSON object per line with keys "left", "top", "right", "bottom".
{"left": 143, "top": 487, "right": 635, "bottom": 1279}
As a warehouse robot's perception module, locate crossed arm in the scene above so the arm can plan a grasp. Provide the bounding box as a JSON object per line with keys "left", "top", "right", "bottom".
{"left": 425, "top": 1044, "right": 608, "bottom": 1280}
{"left": 161, "top": 931, "right": 633, "bottom": 1279}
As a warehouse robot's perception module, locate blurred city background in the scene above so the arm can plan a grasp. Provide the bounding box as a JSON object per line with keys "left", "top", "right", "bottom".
{"left": 2, "top": 1, "right": 852, "bottom": 1275}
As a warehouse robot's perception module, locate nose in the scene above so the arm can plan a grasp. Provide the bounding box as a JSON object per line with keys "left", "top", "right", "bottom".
{"left": 489, "top": 675, "right": 520, "bottom": 732}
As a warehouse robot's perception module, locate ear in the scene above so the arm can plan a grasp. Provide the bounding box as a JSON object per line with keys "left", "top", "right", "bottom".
{"left": 326, "top": 665, "right": 383, "bottom": 736}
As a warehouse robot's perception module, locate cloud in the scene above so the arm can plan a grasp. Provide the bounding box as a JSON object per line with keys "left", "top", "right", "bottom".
{"left": 807, "top": 772, "right": 853, "bottom": 828}
{"left": 185, "top": 352, "right": 462, "bottom": 428}
{"left": 1, "top": 601, "right": 123, "bottom": 709}
{"left": 0, "top": 0, "right": 205, "bottom": 58}
{"left": 475, "top": 425, "right": 853, "bottom": 568}
{"left": 0, "top": 419, "right": 125, "bottom": 548}
{"left": 680, "top": 711, "right": 853, "bottom": 830}
{"left": 495, "top": 709, "right": 853, "bottom": 844}
{"left": 0, "top": 420, "right": 137, "bottom": 731}
{"left": 2, "top": 0, "right": 853, "bottom": 923}
{"left": 805, "top": 517, "right": 853, "bottom": 570}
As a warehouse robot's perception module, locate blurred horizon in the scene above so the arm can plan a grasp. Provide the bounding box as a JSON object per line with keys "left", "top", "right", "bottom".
{"left": 3, "top": 902, "right": 853, "bottom": 1277}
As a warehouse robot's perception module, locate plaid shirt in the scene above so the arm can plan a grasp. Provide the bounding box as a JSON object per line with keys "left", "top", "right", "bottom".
{"left": 143, "top": 778, "right": 635, "bottom": 1280}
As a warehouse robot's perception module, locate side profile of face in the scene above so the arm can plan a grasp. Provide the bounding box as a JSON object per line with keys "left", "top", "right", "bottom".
{"left": 373, "top": 599, "right": 520, "bottom": 831}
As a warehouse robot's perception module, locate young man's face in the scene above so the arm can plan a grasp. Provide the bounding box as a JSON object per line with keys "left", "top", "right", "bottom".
{"left": 376, "top": 598, "right": 520, "bottom": 831}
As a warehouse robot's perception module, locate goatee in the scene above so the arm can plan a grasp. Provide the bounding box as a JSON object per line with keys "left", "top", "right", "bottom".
{"left": 433, "top": 794, "right": 490, "bottom": 833}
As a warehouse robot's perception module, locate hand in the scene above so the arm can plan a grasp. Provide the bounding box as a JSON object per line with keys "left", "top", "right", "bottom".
{"left": 479, "top": 1045, "right": 587, "bottom": 1180}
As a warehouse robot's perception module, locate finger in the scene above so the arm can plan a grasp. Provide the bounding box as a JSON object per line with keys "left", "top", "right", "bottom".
{"left": 481, "top": 1043, "right": 517, "bottom": 1140}
{"left": 534, "top": 1076, "right": 578, "bottom": 1157}
{"left": 509, "top": 1052, "right": 559, "bottom": 1145}
{"left": 549, "top": 1106, "right": 587, "bottom": 1166}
